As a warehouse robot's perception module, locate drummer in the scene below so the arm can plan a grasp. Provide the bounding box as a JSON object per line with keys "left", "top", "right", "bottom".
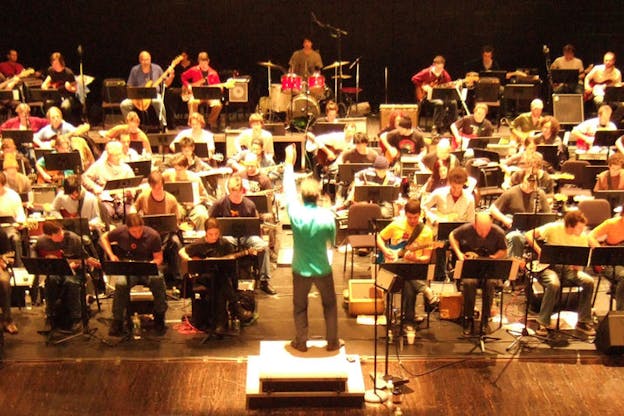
{"left": 289, "top": 37, "right": 323, "bottom": 79}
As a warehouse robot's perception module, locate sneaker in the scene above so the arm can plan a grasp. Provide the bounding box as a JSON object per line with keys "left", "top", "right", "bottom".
{"left": 108, "top": 319, "right": 124, "bottom": 337}
{"left": 290, "top": 340, "right": 308, "bottom": 352}
{"left": 234, "top": 302, "right": 254, "bottom": 322}
{"left": 259, "top": 280, "right": 277, "bottom": 295}
{"left": 326, "top": 339, "right": 344, "bottom": 351}
{"left": 576, "top": 322, "right": 596, "bottom": 336}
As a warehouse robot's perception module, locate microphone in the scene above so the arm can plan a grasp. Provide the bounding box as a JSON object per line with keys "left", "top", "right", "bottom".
{"left": 348, "top": 56, "right": 361, "bottom": 70}
{"left": 77, "top": 45, "right": 83, "bottom": 56}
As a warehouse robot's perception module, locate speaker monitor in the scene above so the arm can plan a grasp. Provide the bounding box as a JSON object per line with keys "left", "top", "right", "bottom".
{"left": 229, "top": 78, "right": 249, "bottom": 103}
{"left": 552, "top": 94, "right": 584, "bottom": 124}
{"left": 595, "top": 311, "right": 624, "bottom": 354}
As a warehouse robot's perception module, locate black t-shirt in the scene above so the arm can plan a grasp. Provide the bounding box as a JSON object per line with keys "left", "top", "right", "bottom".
{"left": 47, "top": 67, "right": 75, "bottom": 97}
{"left": 342, "top": 148, "right": 378, "bottom": 164}
{"left": 107, "top": 225, "right": 162, "bottom": 261}
{"left": 0, "top": 227, "right": 11, "bottom": 255}
{"left": 452, "top": 222, "right": 507, "bottom": 257}
{"left": 209, "top": 196, "right": 258, "bottom": 218}
{"left": 35, "top": 230, "right": 83, "bottom": 258}
{"left": 455, "top": 115, "right": 494, "bottom": 137}
{"left": 387, "top": 131, "right": 425, "bottom": 155}
{"left": 184, "top": 237, "right": 235, "bottom": 259}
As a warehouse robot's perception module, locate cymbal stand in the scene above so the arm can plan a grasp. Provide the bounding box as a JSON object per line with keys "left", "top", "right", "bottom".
{"left": 314, "top": 14, "right": 348, "bottom": 111}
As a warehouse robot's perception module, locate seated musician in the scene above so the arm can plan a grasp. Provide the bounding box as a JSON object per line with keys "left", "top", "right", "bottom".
{"left": 550, "top": 44, "right": 585, "bottom": 94}
{"left": 501, "top": 138, "right": 545, "bottom": 177}
{"left": 411, "top": 55, "right": 457, "bottom": 134}
{"left": 594, "top": 153, "right": 624, "bottom": 191}
{"left": 584, "top": 51, "right": 621, "bottom": 109}
{"left": 0, "top": 103, "right": 48, "bottom": 132}
{"left": 35, "top": 135, "right": 76, "bottom": 185}
{"left": 450, "top": 103, "right": 493, "bottom": 151}
{"left": 239, "top": 153, "right": 273, "bottom": 193}
{"left": 33, "top": 107, "right": 94, "bottom": 170}
{"left": 228, "top": 137, "right": 277, "bottom": 178}
{"left": 379, "top": 116, "right": 426, "bottom": 167}
{"left": 104, "top": 111, "right": 151, "bottom": 157}
{"left": 162, "top": 154, "right": 210, "bottom": 231}
{"left": 35, "top": 221, "right": 95, "bottom": 334}
{"left": 41, "top": 52, "right": 80, "bottom": 125}
{"left": 179, "top": 217, "right": 253, "bottom": 335}
{"left": 134, "top": 171, "right": 183, "bottom": 285}
{"left": 421, "top": 138, "right": 460, "bottom": 178}
{"left": 532, "top": 116, "right": 567, "bottom": 166}
{"left": 3, "top": 154, "right": 31, "bottom": 196}
{"left": 589, "top": 209, "right": 624, "bottom": 311}
{"left": 0, "top": 227, "right": 17, "bottom": 334}
{"left": 489, "top": 170, "right": 551, "bottom": 259}
{"left": 181, "top": 52, "right": 223, "bottom": 131}
{"left": 82, "top": 140, "right": 135, "bottom": 221}
{"left": 169, "top": 112, "right": 215, "bottom": 157}
{"left": 377, "top": 199, "right": 439, "bottom": 330}
{"left": 449, "top": 212, "right": 508, "bottom": 335}
{"left": 318, "top": 100, "right": 339, "bottom": 123}
{"left": 209, "top": 174, "right": 275, "bottom": 295}
{"left": 234, "top": 113, "right": 275, "bottom": 159}
{"left": 341, "top": 132, "right": 378, "bottom": 164}
{"left": 120, "top": 51, "right": 174, "bottom": 129}
{"left": 101, "top": 213, "right": 167, "bottom": 336}
{"left": 289, "top": 37, "right": 323, "bottom": 79}
{"left": 0, "top": 171, "right": 26, "bottom": 265}
{"left": 51, "top": 174, "right": 102, "bottom": 227}
{"left": 571, "top": 104, "right": 617, "bottom": 152}
{"left": 423, "top": 167, "right": 475, "bottom": 225}
{"left": 509, "top": 98, "right": 544, "bottom": 143}
{"left": 524, "top": 211, "right": 598, "bottom": 336}
{"left": 0, "top": 138, "right": 32, "bottom": 175}
{"left": 171, "top": 137, "right": 211, "bottom": 173}
{"left": 508, "top": 153, "right": 554, "bottom": 196}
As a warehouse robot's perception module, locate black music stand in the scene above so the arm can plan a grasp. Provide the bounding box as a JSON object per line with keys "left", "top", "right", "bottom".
{"left": 174, "top": 142, "right": 210, "bottom": 158}
{"left": 1, "top": 129, "right": 34, "bottom": 148}
{"left": 479, "top": 70, "right": 507, "bottom": 85}
{"left": 246, "top": 194, "right": 270, "bottom": 214}
{"left": 0, "top": 89, "right": 16, "bottom": 101}
{"left": 22, "top": 257, "right": 98, "bottom": 345}
{"left": 29, "top": 88, "right": 61, "bottom": 104}
{"left": 354, "top": 185, "right": 399, "bottom": 204}
{"left": 313, "top": 122, "right": 346, "bottom": 135}
{"left": 126, "top": 87, "right": 157, "bottom": 101}
{"left": 593, "top": 190, "right": 624, "bottom": 212}
{"left": 473, "top": 148, "right": 500, "bottom": 163}
{"left": 540, "top": 244, "right": 591, "bottom": 340}
{"left": 127, "top": 160, "right": 152, "bottom": 178}
{"left": 594, "top": 130, "right": 624, "bottom": 159}
{"left": 536, "top": 145, "right": 560, "bottom": 170}
{"left": 582, "top": 165, "right": 608, "bottom": 190}
{"left": 466, "top": 137, "right": 491, "bottom": 150}
{"left": 455, "top": 258, "right": 515, "bottom": 352}
{"left": 164, "top": 181, "right": 194, "bottom": 203}
{"left": 192, "top": 86, "right": 222, "bottom": 101}
{"left": 503, "top": 84, "right": 539, "bottom": 114}
{"left": 337, "top": 163, "right": 371, "bottom": 184}
{"left": 44, "top": 151, "right": 83, "bottom": 174}
{"left": 143, "top": 214, "right": 178, "bottom": 234}
{"left": 589, "top": 246, "right": 624, "bottom": 307}
{"left": 147, "top": 132, "right": 176, "bottom": 160}
{"left": 511, "top": 213, "right": 559, "bottom": 232}
{"left": 103, "top": 176, "right": 144, "bottom": 221}
{"left": 437, "top": 221, "right": 466, "bottom": 241}
{"left": 217, "top": 217, "right": 261, "bottom": 239}
{"left": 551, "top": 69, "right": 579, "bottom": 85}
{"left": 186, "top": 258, "right": 238, "bottom": 342}
{"left": 128, "top": 140, "right": 144, "bottom": 155}
{"left": 431, "top": 87, "right": 460, "bottom": 103}
{"left": 604, "top": 86, "right": 624, "bottom": 103}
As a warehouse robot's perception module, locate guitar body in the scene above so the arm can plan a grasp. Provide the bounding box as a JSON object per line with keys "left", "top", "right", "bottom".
{"left": 316, "top": 144, "right": 341, "bottom": 167}
{"left": 132, "top": 79, "right": 153, "bottom": 112}
{"left": 131, "top": 55, "right": 183, "bottom": 111}
{"left": 584, "top": 79, "right": 613, "bottom": 102}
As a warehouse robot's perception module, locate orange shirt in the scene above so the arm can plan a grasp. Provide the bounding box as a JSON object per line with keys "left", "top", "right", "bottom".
{"left": 591, "top": 217, "right": 624, "bottom": 245}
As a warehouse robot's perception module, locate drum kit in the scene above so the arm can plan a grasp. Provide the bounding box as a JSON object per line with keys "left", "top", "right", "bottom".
{"left": 257, "top": 59, "right": 358, "bottom": 127}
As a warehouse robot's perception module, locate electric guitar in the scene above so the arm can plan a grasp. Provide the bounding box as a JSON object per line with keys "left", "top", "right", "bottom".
{"left": 38, "top": 249, "right": 101, "bottom": 270}
{"left": 0, "top": 68, "right": 35, "bottom": 90}
{"left": 132, "top": 55, "right": 183, "bottom": 112}
{"left": 377, "top": 241, "right": 444, "bottom": 264}
{"left": 181, "top": 78, "right": 236, "bottom": 102}
{"left": 584, "top": 78, "right": 615, "bottom": 102}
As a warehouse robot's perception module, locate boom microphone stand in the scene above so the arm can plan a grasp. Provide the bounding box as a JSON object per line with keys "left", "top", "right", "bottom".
{"left": 312, "top": 12, "right": 348, "bottom": 108}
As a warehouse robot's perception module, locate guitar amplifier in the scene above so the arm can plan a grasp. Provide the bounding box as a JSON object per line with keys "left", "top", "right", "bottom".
{"left": 380, "top": 104, "right": 418, "bottom": 130}
{"left": 553, "top": 94, "right": 584, "bottom": 124}
{"left": 229, "top": 77, "right": 250, "bottom": 103}
{"left": 347, "top": 279, "right": 384, "bottom": 316}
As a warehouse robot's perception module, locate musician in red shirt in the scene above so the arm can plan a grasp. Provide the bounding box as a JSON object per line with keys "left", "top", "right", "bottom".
{"left": 181, "top": 52, "right": 222, "bottom": 131}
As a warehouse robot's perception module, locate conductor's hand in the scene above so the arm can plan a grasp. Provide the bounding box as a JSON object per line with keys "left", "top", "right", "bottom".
{"left": 285, "top": 143, "right": 297, "bottom": 167}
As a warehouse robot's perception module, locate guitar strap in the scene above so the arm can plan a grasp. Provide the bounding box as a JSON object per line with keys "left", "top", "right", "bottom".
{"left": 405, "top": 223, "right": 425, "bottom": 246}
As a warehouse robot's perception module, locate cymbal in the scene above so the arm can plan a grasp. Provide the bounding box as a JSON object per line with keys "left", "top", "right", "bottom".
{"left": 257, "top": 61, "right": 286, "bottom": 71}
{"left": 323, "top": 61, "right": 349, "bottom": 70}
{"left": 332, "top": 74, "right": 352, "bottom": 79}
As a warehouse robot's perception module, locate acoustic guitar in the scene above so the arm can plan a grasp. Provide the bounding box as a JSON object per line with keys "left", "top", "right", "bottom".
{"left": 0, "top": 68, "right": 35, "bottom": 90}
{"left": 132, "top": 55, "right": 183, "bottom": 112}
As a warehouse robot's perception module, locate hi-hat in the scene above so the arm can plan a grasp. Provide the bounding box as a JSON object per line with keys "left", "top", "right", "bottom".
{"left": 332, "top": 74, "right": 352, "bottom": 79}
{"left": 258, "top": 61, "right": 286, "bottom": 72}
{"left": 323, "top": 61, "right": 349, "bottom": 70}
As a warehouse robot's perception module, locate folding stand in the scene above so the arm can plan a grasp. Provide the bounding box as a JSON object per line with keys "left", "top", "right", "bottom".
{"left": 594, "top": 130, "right": 624, "bottom": 160}
{"left": 589, "top": 246, "right": 624, "bottom": 308}
{"left": 103, "top": 176, "right": 144, "bottom": 222}
{"left": 147, "top": 132, "right": 176, "bottom": 161}
{"left": 503, "top": 84, "right": 539, "bottom": 115}
{"left": 455, "top": 258, "right": 515, "bottom": 353}
{"left": 353, "top": 185, "right": 400, "bottom": 204}
{"left": 43, "top": 150, "right": 83, "bottom": 175}
{"left": 22, "top": 257, "right": 98, "bottom": 345}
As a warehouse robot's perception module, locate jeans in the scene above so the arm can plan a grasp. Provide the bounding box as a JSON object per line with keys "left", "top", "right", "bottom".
{"left": 462, "top": 278, "right": 498, "bottom": 324}
{"left": 0, "top": 269, "right": 12, "bottom": 323}
{"left": 120, "top": 96, "right": 166, "bottom": 127}
{"left": 112, "top": 274, "right": 167, "bottom": 322}
{"left": 402, "top": 279, "right": 428, "bottom": 323}
{"left": 292, "top": 271, "right": 338, "bottom": 346}
{"left": 604, "top": 265, "right": 624, "bottom": 311}
{"left": 224, "top": 235, "right": 271, "bottom": 281}
{"left": 537, "top": 265, "right": 594, "bottom": 326}
{"left": 506, "top": 230, "right": 526, "bottom": 259}
{"left": 45, "top": 274, "right": 81, "bottom": 321}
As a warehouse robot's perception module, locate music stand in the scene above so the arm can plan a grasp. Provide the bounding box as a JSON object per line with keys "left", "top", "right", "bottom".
{"left": 1, "top": 129, "right": 34, "bottom": 148}
{"left": 44, "top": 151, "right": 83, "bottom": 174}
{"left": 103, "top": 176, "right": 144, "bottom": 221}
{"left": 128, "top": 140, "right": 144, "bottom": 155}
{"left": 504, "top": 84, "right": 539, "bottom": 114}
{"left": 551, "top": 69, "right": 579, "bottom": 85}
{"left": 164, "top": 181, "right": 194, "bottom": 203}
{"left": 604, "top": 86, "right": 624, "bottom": 103}
{"left": 582, "top": 165, "right": 608, "bottom": 190}
{"left": 143, "top": 214, "right": 178, "bottom": 234}
{"left": 127, "top": 160, "right": 152, "bottom": 178}
{"left": 313, "top": 122, "right": 346, "bottom": 136}
{"left": 147, "top": 132, "right": 176, "bottom": 153}
{"left": 354, "top": 185, "right": 399, "bottom": 203}
{"left": 454, "top": 258, "right": 516, "bottom": 352}
{"left": 466, "top": 137, "right": 491, "bottom": 150}
{"left": 431, "top": 87, "right": 460, "bottom": 102}
{"left": 337, "top": 163, "right": 371, "bottom": 184}
{"left": 174, "top": 142, "right": 210, "bottom": 158}
{"left": 536, "top": 145, "right": 560, "bottom": 170}
{"left": 593, "top": 190, "right": 624, "bottom": 211}
{"left": 216, "top": 217, "right": 261, "bottom": 239}
{"left": 192, "top": 86, "right": 222, "bottom": 101}
{"left": 0, "top": 89, "right": 16, "bottom": 101}
{"left": 412, "top": 172, "right": 431, "bottom": 185}
{"left": 473, "top": 148, "right": 500, "bottom": 163}
{"left": 126, "top": 87, "right": 157, "bottom": 100}
{"left": 479, "top": 70, "right": 507, "bottom": 85}
{"left": 594, "top": 130, "right": 624, "bottom": 159}
{"left": 436, "top": 221, "right": 467, "bottom": 241}
{"left": 589, "top": 246, "right": 624, "bottom": 306}
{"left": 0, "top": 216, "right": 15, "bottom": 225}
{"left": 511, "top": 213, "right": 559, "bottom": 232}
{"left": 186, "top": 258, "right": 237, "bottom": 342}
{"left": 29, "top": 88, "right": 61, "bottom": 103}
{"left": 246, "top": 194, "right": 270, "bottom": 214}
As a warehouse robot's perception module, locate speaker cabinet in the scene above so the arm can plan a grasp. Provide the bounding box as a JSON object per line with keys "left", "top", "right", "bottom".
{"left": 596, "top": 311, "right": 624, "bottom": 354}
{"left": 347, "top": 279, "right": 384, "bottom": 316}
{"left": 229, "top": 78, "right": 250, "bottom": 103}
{"left": 552, "top": 94, "right": 584, "bottom": 124}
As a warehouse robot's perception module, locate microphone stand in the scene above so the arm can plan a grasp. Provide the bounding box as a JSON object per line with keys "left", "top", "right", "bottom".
{"left": 313, "top": 13, "right": 348, "bottom": 111}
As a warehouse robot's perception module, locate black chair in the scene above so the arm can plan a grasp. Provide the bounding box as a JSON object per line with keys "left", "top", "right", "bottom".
{"left": 101, "top": 79, "right": 127, "bottom": 128}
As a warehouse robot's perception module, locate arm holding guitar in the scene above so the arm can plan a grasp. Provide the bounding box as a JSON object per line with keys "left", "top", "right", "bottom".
{"left": 99, "top": 231, "right": 119, "bottom": 262}
{"left": 570, "top": 127, "right": 593, "bottom": 147}
{"left": 378, "top": 132, "right": 397, "bottom": 161}
{"left": 489, "top": 204, "right": 512, "bottom": 229}
{"left": 448, "top": 231, "right": 464, "bottom": 262}
{"left": 376, "top": 233, "right": 397, "bottom": 262}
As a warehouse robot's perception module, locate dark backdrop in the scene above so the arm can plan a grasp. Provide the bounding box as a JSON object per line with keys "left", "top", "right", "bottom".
{"left": 2, "top": 0, "right": 623, "bottom": 110}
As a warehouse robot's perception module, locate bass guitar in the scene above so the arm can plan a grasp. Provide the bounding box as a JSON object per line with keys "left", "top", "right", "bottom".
{"left": 132, "top": 55, "right": 183, "bottom": 112}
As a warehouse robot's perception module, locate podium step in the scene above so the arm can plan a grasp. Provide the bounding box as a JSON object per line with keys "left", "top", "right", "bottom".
{"left": 246, "top": 340, "right": 365, "bottom": 409}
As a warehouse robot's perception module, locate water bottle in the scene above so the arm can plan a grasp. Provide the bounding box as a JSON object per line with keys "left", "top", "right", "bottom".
{"left": 25, "top": 290, "right": 32, "bottom": 310}
{"left": 132, "top": 312, "right": 141, "bottom": 339}
{"left": 233, "top": 317, "right": 241, "bottom": 333}
{"left": 393, "top": 407, "right": 403, "bottom": 416}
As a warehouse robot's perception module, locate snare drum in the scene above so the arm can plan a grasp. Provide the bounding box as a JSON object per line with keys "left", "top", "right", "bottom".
{"left": 281, "top": 73, "right": 302, "bottom": 93}
{"left": 307, "top": 74, "right": 325, "bottom": 98}
{"left": 290, "top": 94, "right": 320, "bottom": 119}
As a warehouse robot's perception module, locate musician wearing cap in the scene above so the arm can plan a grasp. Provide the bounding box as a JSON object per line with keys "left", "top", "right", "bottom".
{"left": 590, "top": 209, "right": 624, "bottom": 311}
{"left": 449, "top": 212, "right": 507, "bottom": 335}
{"left": 181, "top": 52, "right": 223, "bottom": 131}
{"left": 289, "top": 37, "right": 323, "bottom": 78}
{"left": 524, "top": 211, "right": 598, "bottom": 336}
{"left": 411, "top": 55, "right": 457, "bottom": 134}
